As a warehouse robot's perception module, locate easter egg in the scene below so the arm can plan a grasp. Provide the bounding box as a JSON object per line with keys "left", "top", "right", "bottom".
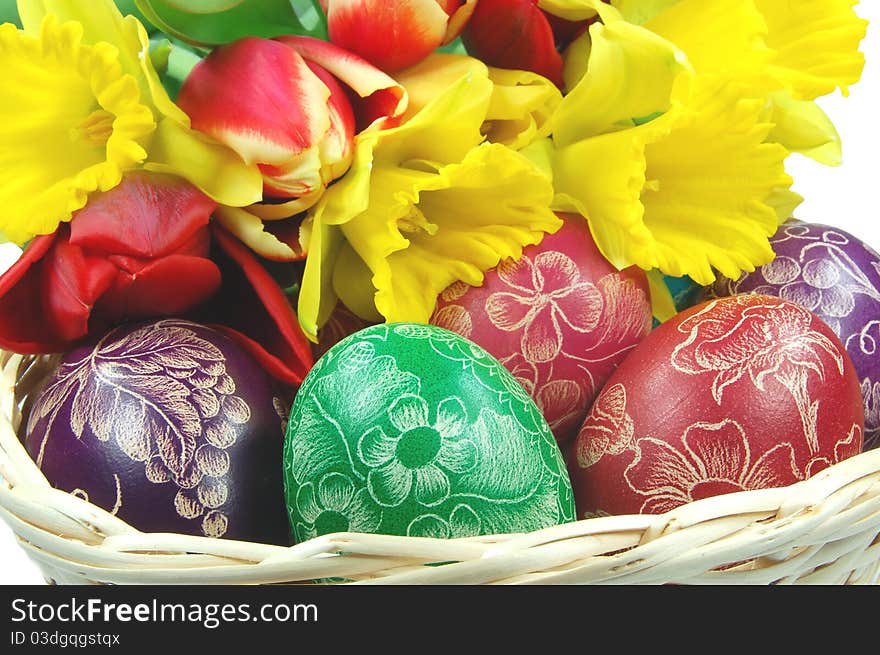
{"left": 25, "top": 319, "right": 291, "bottom": 544}
{"left": 430, "top": 213, "right": 653, "bottom": 445}
{"left": 568, "top": 294, "right": 864, "bottom": 518}
{"left": 283, "top": 323, "right": 575, "bottom": 542}
{"left": 711, "top": 221, "right": 880, "bottom": 450}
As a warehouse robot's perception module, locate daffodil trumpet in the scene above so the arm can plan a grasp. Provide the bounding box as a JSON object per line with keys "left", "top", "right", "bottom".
{"left": 0, "top": 0, "right": 264, "bottom": 246}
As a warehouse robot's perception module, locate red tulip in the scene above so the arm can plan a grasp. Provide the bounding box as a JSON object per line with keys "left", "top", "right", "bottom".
{"left": 461, "top": 0, "right": 595, "bottom": 88}
{"left": 0, "top": 172, "right": 221, "bottom": 354}
{"left": 0, "top": 172, "right": 314, "bottom": 385}
{"left": 178, "top": 36, "right": 407, "bottom": 215}
{"left": 321, "top": 0, "right": 478, "bottom": 72}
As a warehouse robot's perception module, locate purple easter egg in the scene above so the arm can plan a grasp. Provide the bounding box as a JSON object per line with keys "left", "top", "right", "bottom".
{"left": 24, "top": 319, "right": 292, "bottom": 544}
{"left": 711, "top": 221, "right": 880, "bottom": 450}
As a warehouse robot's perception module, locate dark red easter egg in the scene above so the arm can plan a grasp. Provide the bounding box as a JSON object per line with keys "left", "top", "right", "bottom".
{"left": 568, "top": 294, "right": 864, "bottom": 518}
{"left": 710, "top": 221, "right": 880, "bottom": 450}
{"left": 430, "top": 213, "right": 653, "bottom": 444}
{"left": 25, "top": 319, "right": 292, "bottom": 544}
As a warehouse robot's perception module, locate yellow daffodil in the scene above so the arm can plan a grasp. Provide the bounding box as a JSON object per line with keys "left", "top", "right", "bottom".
{"left": 0, "top": 0, "right": 262, "bottom": 244}
{"left": 297, "top": 55, "right": 562, "bottom": 341}
{"left": 549, "top": 11, "right": 794, "bottom": 287}
{"left": 611, "top": 0, "right": 868, "bottom": 163}
{"left": 394, "top": 53, "right": 563, "bottom": 151}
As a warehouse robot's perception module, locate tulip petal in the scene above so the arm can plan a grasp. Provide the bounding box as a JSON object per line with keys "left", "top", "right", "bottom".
{"left": 100, "top": 253, "right": 222, "bottom": 321}
{"left": 68, "top": 171, "right": 217, "bottom": 258}
{"left": 323, "top": 0, "right": 449, "bottom": 72}
{"left": 41, "top": 233, "right": 119, "bottom": 342}
{"left": 213, "top": 206, "right": 305, "bottom": 262}
{"left": 462, "top": 0, "right": 565, "bottom": 87}
{"left": 0, "top": 234, "right": 72, "bottom": 353}
{"left": 177, "top": 38, "right": 331, "bottom": 167}
{"left": 276, "top": 35, "right": 408, "bottom": 131}
{"left": 207, "top": 225, "right": 314, "bottom": 384}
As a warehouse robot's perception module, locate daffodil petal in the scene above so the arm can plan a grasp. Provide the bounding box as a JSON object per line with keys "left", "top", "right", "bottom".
{"left": 765, "top": 187, "right": 804, "bottom": 224}
{"left": 640, "top": 0, "right": 773, "bottom": 84}
{"left": 767, "top": 91, "right": 842, "bottom": 166}
{"left": 313, "top": 65, "right": 494, "bottom": 230}
{"left": 537, "top": 0, "right": 615, "bottom": 22}
{"left": 144, "top": 118, "right": 263, "bottom": 207}
{"left": 611, "top": 0, "right": 682, "bottom": 25}
{"left": 551, "top": 114, "right": 677, "bottom": 271}
{"left": 375, "top": 66, "right": 493, "bottom": 167}
{"left": 646, "top": 269, "right": 678, "bottom": 323}
{"left": 0, "top": 16, "right": 155, "bottom": 243}
{"left": 394, "top": 53, "right": 560, "bottom": 151}
{"left": 486, "top": 67, "right": 562, "bottom": 150}
{"left": 297, "top": 216, "right": 345, "bottom": 341}
{"left": 641, "top": 78, "right": 792, "bottom": 284}
{"left": 332, "top": 243, "right": 385, "bottom": 323}
{"left": 344, "top": 143, "right": 561, "bottom": 324}
{"left": 755, "top": 0, "right": 868, "bottom": 99}
{"left": 554, "top": 19, "right": 693, "bottom": 147}
{"left": 393, "top": 53, "right": 488, "bottom": 124}
{"left": 18, "top": 0, "right": 189, "bottom": 123}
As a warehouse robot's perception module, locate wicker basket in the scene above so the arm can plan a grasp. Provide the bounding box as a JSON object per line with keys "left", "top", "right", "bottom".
{"left": 1, "top": 350, "right": 879, "bottom": 585}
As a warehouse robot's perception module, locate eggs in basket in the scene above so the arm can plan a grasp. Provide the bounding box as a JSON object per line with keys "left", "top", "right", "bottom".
{"left": 0, "top": 0, "right": 873, "bottom": 559}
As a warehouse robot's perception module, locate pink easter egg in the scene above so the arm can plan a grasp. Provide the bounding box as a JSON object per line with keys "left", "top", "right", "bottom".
{"left": 430, "top": 213, "right": 653, "bottom": 444}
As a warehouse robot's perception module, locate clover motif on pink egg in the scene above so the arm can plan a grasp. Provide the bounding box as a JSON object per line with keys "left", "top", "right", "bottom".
{"left": 430, "top": 213, "right": 653, "bottom": 445}
{"left": 484, "top": 251, "right": 604, "bottom": 364}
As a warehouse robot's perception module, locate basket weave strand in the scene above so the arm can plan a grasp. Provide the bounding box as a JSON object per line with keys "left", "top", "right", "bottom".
{"left": 1, "top": 352, "right": 879, "bottom": 585}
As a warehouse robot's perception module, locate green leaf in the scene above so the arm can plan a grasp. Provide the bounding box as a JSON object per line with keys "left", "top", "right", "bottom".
{"left": 135, "top": 0, "right": 320, "bottom": 47}
{"left": 160, "top": 0, "right": 246, "bottom": 12}
{"left": 0, "top": 0, "right": 21, "bottom": 27}
{"left": 150, "top": 37, "right": 204, "bottom": 101}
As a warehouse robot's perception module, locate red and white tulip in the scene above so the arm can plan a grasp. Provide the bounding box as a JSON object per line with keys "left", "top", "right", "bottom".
{"left": 177, "top": 36, "right": 407, "bottom": 216}
{"left": 321, "top": 0, "right": 478, "bottom": 72}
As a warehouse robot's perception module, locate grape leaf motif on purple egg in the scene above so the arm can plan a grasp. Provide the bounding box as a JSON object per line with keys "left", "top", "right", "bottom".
{"left": 711, "top": 222, "right": 880, "bottom": 449}
{"left": 27, "top": 319, "right": 252, "bottom": 538}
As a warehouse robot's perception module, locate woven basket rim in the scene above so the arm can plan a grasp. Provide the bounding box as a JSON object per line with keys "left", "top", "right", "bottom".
{"left": 1, "top": 351, "right": 879, "bottom": 585}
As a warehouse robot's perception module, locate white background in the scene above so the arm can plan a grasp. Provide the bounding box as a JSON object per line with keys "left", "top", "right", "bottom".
{"left": 2, "top": 3, "right": 880, "bottom": 585}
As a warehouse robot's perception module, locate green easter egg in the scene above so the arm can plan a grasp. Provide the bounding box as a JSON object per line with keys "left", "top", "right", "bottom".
{"left": 283, "top": 323, "right": 575, "bottom": 542}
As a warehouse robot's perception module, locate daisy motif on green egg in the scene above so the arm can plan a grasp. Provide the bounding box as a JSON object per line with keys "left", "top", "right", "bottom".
{"left": 358, "top": 394, "right": 478, "bottom": 508}
{"left": 283, "top": 322, "right": 575, "bottom": 543}
{"left": 295, "top": 473, "right": 382, "bottom": 541}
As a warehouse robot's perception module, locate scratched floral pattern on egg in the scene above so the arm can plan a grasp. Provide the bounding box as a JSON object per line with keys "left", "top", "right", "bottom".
{"left": 570, "top": 294, "right": 864, "bottom": 517}
{"left": 711, "top": 222, "right": 880, "bottom": 449}
{"left": 623, "top": 419, "right": 861, "bottom": 514}
{"left": 431, "top": 214, "right": 652, "bottom": 444}
{"left": 284, "top": 324, "right": 575, "bottom": 542}
{"left": 574, "top": 383, "right": 634, "bottom": 469}
{"left": 671, "top": 296, "right": 844, "bottom": 453}
{"left": 27, "top": 320, "right": 263, "bottom": 539}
